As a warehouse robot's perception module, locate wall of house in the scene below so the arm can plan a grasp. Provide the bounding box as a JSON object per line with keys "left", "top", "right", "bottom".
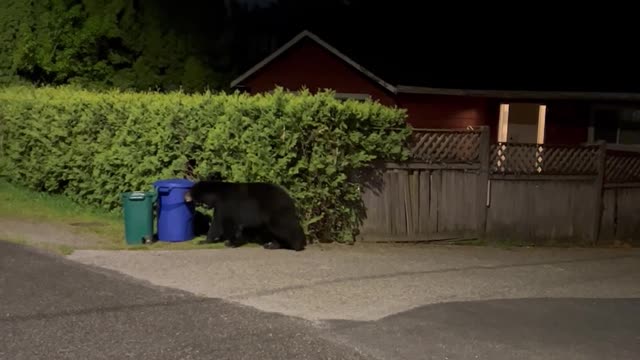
{"left": 544, "top": 101, "right": 590, "bottom": 145}
{"left": 395, "top": 93, "right": 498, "bottom": 130}
{"left": 236, "top": 37, "right": 601, "bottom": 146}
{"left": 241, "top": 38, "right": 397, "bottom": 107}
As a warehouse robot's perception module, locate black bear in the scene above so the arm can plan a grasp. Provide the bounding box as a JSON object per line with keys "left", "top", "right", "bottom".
{"left": 184, "top": 176, "right": 306, "bottom": 251}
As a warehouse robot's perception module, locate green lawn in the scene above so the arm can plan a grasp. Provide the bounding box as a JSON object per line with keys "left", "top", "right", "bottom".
{"left": 0, "top": 179, "right": 232, "bottom": 254}
{"left": 0, "top": 179, "right": 123, "bottom": 239}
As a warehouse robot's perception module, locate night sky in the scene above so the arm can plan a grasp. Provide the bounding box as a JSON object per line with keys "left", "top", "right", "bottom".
{"left": 235, "top": 1, "right": 640, "bottom": 93}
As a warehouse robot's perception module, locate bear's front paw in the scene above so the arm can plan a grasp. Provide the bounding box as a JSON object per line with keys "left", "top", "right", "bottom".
{"left": 263, "top": 241, "right": 281, "bottom": 250}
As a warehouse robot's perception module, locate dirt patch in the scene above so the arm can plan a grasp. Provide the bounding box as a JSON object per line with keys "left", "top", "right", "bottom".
{"left": 0, "top": 218, "right": 110, "bottom": 249}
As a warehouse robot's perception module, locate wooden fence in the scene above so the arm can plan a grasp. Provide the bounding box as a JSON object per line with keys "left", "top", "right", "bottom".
{"left": 357, "top": 126, "right": 640, "bottom": 244}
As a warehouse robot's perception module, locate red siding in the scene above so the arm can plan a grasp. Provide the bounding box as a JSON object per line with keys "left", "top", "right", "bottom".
{"left": 396, "top": 93, "right": 495, "bottom": 129}
{"left": 239, "top": 39, "right": 498, "bottom": 130}
{"left": 237, "top": 38, "right": 595, "bottom": 145}
{"left": 242, "top": 38, "right": 396, "bottom": 107}
{"left": 544, "top": 101, "right": 590, "bottom": 145}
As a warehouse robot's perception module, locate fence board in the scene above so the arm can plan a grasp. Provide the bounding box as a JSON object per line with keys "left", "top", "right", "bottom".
{"left": 418, "top": 170, "right": 431, "bottom": 234}
{"left": 614, "top": 187, "right": 640, "bottom": 241}
{"left": 396, "top": 170, "right": 409, "bottom": 235}
{"left": 486, "top": 180, "right": 530, "bottom": 240}
{"left": 437, "top": 171, "right": 478, "bottom": 234}
{"left": 358, "top": 171, "right": 386, "bottom": 236}
{"left": 487, "top": 179, "right": 594, "bottom": 243}
{"left": 600, "top": 189, "right": 616, "bottom": 241}
{"left": 428, "top": 170, "right": 441, "bottom": 233}
{"left": 386, "top": 171, "right": 398, "bottom": 235}
{"left": 409, "top": 171, "right": 420, "bottom": 235}
{"left": 383, "top": 171, "right": 394, "bottom": 235}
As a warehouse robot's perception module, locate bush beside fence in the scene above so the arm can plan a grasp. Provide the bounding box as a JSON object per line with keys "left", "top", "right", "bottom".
{"left": 0, "top": 85, "right": 410, "bottom": 242}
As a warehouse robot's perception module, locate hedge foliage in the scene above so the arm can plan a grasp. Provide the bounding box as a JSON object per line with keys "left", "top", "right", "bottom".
{"left": 0, "top": 85, "right": 410, "bottom": 242}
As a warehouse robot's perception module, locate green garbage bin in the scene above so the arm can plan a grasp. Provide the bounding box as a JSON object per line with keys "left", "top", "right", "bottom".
{"left": 121, "top": 191, "right": 156, "bottom": 245}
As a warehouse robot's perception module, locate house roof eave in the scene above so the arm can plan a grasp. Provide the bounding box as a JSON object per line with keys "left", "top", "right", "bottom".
{"left": 396, "top": 85, "right": 640, "bottom": 102}
{"left": 230, "top": 30, "right": 397, "bottom": 94}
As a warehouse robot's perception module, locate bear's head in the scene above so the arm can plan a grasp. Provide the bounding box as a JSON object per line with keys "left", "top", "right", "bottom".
{"left": 184, "top": 180, "right": 221, "bottom": 208}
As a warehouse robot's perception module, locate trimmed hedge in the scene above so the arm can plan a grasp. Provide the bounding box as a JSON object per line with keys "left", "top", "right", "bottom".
{"left": 0, "top": 85, "right": 410, "bottom": 242}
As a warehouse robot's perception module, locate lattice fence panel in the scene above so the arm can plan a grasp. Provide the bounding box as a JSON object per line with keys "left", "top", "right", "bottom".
{"left": 606, "top": 153, "right": 640, "bottom": 183}
{"left": 491, "top": 143, "right": 599, "bottom": 175}
{"left": 409, "top": 130, "right": 481, "bottom": 163}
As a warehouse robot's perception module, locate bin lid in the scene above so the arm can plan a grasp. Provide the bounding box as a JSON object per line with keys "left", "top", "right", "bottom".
{"left": 153, "top": 178, "right": 194, "bottom": 189}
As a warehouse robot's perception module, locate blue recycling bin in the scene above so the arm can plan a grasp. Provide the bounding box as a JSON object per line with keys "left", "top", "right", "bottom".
{"left": 153, "top": 178, "right": 195, "bottom": 242}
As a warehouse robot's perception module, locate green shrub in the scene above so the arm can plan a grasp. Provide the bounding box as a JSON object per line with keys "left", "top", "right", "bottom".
{"left": 0, "top": 85, "right": 410, "bottom": 242}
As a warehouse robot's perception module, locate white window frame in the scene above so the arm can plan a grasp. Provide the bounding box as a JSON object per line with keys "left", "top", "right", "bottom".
{"left": 497, "top": 102, "right": 547, "bottom": 144}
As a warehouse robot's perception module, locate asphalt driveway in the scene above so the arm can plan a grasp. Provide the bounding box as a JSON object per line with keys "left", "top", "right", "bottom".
{"left": 69, "top": 244, "right": 640, "bottom": 321}
{"left": 0, "top": 241, "right": 367, "bottom": 360}
{"left": 4, "top": 240, "right": 640, "bottom": 359}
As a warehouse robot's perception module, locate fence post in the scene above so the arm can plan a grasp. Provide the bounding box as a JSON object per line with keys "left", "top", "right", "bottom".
{"left": 476, "top": 126, "right": 490, "bottom": 237}
{"left": 592, "top": 140, "right": 607, "bottom": 246}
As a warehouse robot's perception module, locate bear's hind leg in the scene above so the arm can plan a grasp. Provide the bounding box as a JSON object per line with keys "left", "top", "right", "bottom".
{"left": 225, "top": 223, "right": 249, "bottom": 248}
{"left": 265, "top": 217, "right": 306, "bottom": 251}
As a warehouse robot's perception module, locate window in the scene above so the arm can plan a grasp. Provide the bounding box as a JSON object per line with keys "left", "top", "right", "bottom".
{"left": 591, "top": 106, "right": 640, "bottom": 145}
{"left": 592, "top": 108, "right": 619, "bottom": 143}
{"left": 618, "top": 109, "right": 640, "bottom": 144}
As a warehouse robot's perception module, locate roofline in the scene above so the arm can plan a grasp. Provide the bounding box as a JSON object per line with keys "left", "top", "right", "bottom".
{"left": 230, "top": 32, "right": 640, "bottom": 101}
{"left": 396, "top": 85, "right": 640, "bottom": 101}
{"left": 229, "top": 30, "right": 397, "bottom": 93}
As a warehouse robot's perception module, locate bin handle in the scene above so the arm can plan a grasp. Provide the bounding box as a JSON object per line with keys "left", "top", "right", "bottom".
{"left": 156, "top": 186, "right": 171, "bottom": 194}
{"left": 128, "top": 192, "right": 147, "bottom": 201}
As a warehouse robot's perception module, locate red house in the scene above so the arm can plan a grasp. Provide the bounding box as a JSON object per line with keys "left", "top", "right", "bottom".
{"left": 231, "top": 30, "right": 640, "bottom": 150}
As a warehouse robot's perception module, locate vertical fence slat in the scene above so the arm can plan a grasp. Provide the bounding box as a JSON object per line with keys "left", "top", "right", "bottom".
{"left": 418, "top": 170, "right": 431, "bottom": 234}
{"left": 476, "top": 126, "right": 490, "bottom": 236}
{"left": 409, "top": 170, "right": 420, "bottom": 236}
{"left": 428, "top": 170, "right": 441, "bottom": 233}
{"left": 592, "top": 140, "right": 607, "bottom": 245}
{"left": 398, "top": 170, "right": 410, "bottom": 236}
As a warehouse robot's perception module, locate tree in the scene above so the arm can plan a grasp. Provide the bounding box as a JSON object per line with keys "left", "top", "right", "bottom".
{"left": 0, "top": 0, "right": 359, "bottom": 92}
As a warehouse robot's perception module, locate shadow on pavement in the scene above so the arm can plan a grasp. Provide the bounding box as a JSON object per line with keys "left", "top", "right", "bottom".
{"left": 327, "top": 297, "right": 640, "bottom": 360}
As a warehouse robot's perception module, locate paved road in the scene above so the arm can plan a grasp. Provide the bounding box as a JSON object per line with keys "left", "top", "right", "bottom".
{"left": 0, "top": 241, "right": 366, "bottom": 360}
{"left": 70, "top": 245, "right": 640, "bottom": 322}
{"left": 326, "top": 297, "right": 640, "bottom": 359}
{"left": 3, "top": 241, "right": 640, "bottom": 360}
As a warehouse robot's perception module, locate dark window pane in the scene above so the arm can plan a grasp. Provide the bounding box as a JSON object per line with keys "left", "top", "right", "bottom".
{"left": 593, "top": 108, "right": 619, "bottom": 143}
{"left": 619, "top": 109, "right": 640, "bottom": 144}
